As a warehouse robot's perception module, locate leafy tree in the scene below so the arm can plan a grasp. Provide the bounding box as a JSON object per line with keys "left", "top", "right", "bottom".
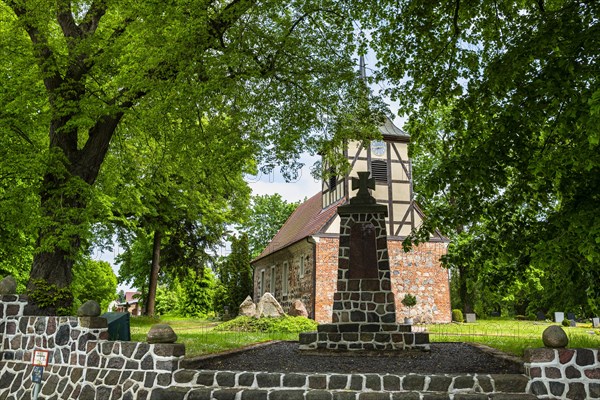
{"left": 177, "top": 268, "right": 218, "bottom": 318}
{"left": 71, "top": 257, "right": 118, "bottom": 313}
{"left": 154, "top": 284, "right": 182, "bottom": 317}
{"left": 218, "top": 233, "right": 253, "bottom": 314}
{"left": 358, "top": 1, "right": 600, "bottom": 315}
{"left": 1, "top": 0, "right": 383, "bottom": 313}
{"left": 242, "top": 194, "right": 299, "bottom": 258}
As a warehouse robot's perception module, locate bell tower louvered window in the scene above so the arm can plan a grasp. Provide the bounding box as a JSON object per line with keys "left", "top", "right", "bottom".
{"left": 371, "top": 160, "right": 388, "bottom": 183}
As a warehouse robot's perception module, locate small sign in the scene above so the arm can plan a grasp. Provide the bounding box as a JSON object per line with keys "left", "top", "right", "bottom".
{"left": 31, "top": 366, "right": 44, "bottom": 383}
{"left": 32, "top": 350, "right": 50, "bottom": 367}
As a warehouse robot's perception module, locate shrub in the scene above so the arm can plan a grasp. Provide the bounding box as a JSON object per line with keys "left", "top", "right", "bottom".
{"left": 562, "top": 319, "right": 571, "bottom": 327}
{"left": 452, "top": 309, "right": 464, "bottom": 323}
{"left": 214, "top": 315, "right": 317, "bottom": 333}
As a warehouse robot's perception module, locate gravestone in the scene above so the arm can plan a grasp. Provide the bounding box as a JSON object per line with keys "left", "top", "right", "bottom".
{"left": 536, "top": 311, "right": 546, "bottom": 321}
{"left": 554, "top": 312, "right": 564, "bottom": 323}
{"left": 465, "top": 313, "right": 476, "bottom": 323}
{"left": 592, "top": 317, "right": 599, "bottom": 328}
{"left": 299, "top": 171, "right": 429, "bottom": 351}
{"left": 567, "top": 312, "right": 576, "bottom": 321}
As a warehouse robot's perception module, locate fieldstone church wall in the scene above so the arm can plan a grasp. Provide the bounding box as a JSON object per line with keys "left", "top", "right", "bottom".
{"left": 255, "top": 238, "right": 451, "bottom": 324}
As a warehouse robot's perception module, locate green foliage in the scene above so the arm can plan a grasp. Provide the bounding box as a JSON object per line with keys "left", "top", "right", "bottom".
{"left": 217, "top": 234, "right": 253, "bottom": 315}
{"left": 0, "top": 0, "right": 384, "bottom": 302}
{"left": 71, "top": 258, "right": 118, "bottom": 313}
{"left": 401, "top": 294, "right": 417, "bottom": 308}
{"left": 241, "top": 194, "right": 300, "bottom": 258}
{"left": 176, "top": 268, "right": 217, "bottom": 318}
{"left": 360, "top": 1, "right": 600, "bottom": 318}
{"left": 401, "top": 293, "right": 417, "bottom": 318}
{"left": 26, "top": 279, "right": 72, "bottom": 316}
{"left": 155, "top": 284, "right": 181, "bottom": 316}
{"left": 215, "top": 315, "right": 318, "bottom": 334}
{"left": 562, "top": 319, "right": 572, "bottom": 327}
{"left": 452, "top": 309, "right": 464, "bottom": 323}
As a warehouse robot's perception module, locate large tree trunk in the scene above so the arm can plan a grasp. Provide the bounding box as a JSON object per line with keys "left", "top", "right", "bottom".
{"left": 146, "top": 230, "right": 162, "bottom": 316}
{"left": 25, "top": 116, "right": 122, "bottom": 314}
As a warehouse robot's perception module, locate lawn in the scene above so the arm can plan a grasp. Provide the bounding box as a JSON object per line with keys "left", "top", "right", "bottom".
{"left": 130, "top": 316, "right": 600, "bottom": 358}
{"left": 131, "top": 316, "right": 300, "bottom": 357}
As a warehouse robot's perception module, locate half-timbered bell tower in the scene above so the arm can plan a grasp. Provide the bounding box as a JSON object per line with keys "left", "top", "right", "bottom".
{"left": 321, "top": 117, "right": 419, "bottom": 239}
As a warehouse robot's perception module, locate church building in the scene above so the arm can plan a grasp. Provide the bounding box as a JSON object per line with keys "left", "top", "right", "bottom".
{"left": 251, "top": 117, "right": 452, "bottom": 324}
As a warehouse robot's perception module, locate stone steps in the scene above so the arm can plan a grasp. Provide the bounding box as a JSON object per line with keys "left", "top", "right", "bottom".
{"left": 150, "top": 371, "right": 538, "bottom": 400}
{"left": 149, "top": 386, "right": 539, "bottom": 400}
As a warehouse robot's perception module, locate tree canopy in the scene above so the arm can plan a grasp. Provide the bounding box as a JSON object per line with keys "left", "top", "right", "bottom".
{"left": 0, "top": 0, "right": 383, "bottom": 312}
{"left": 357, "top": 1, "right": 600, "bottom": 315}
{"left": 242, "top": 194, "right": 299, "bottom": 258}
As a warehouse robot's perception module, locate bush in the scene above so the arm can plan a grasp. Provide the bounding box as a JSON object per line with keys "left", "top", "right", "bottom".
{"left": 562, "top": 319, "right": 571, "bottom": 327}
{"left": 452, "top": 309, "right": 464, "bottom": 323}
{"left": 214, "top": 315, "right": 317, "bottom": 333}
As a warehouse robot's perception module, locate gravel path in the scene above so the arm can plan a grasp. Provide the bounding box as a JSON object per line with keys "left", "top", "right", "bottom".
{"left": 183, "top": 341, "right": 524, "bottom": 374}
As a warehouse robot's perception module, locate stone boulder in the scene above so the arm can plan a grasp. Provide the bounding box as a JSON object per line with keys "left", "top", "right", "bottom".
{"left": 288, "top": 299, "right": 308, "bottom": 317}
{"left": 147, "top": 324, "right": 178, "bottom": 344}
{"left": 77, "top": 300, "right": 101, "bottom": 317}
{"left": 542, "top": 325, "right": 569, "bottom": 348}
{"left": 0, "top": 275, "right": 17, "bottom": 295}
{"left": 256, "top": 292, "right": 285, "bottom": 318}
{"left": 239, "top": 296, "right": 257, "bottom": 317}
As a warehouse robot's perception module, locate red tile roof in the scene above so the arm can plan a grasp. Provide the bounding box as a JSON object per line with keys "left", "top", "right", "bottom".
{"left": 253, "top": 192, "right": 346, "bottom": 262}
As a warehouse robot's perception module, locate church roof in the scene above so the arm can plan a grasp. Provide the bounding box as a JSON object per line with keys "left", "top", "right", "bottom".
{"left": 378, "top": 116, "right": 410, "bottom": 140}
{"left": 253, "top": 192, "right": 345, "bottom": 262}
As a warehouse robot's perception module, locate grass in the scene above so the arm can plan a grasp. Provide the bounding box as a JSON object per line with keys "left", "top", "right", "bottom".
{"left": 130, "top": 316, "right": 600, "bottom": 358}
{"left": 426, "top": 319, "right": 600, "bottom": 356}
{"left": 131, "top": 315, "right": 302, "bottom": 357}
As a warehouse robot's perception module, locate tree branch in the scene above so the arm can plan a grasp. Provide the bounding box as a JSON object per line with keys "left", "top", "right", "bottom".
{"left": 5, "top": 0, "right": 64, "bottom": 93}
{"left": 536, "top": 0, "right": 545, "bottom": 13}
{"left": 209, "top": 0, "right": 256, "bottom": 45}
{"left": 56, "top": 0, "right": 83, "bottom": 41}
{"left": 80, "top": 0, "right": 108, "bottom": 35}
{"left": 76, "top": 90, "right": 145, "bottom": 184}
{"left": 453, "top": 0, "right": 461, "bottom": 36}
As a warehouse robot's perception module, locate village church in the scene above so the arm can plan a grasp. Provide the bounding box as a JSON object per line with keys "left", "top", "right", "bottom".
{"left": 251, "top": 112, "right": 451, "bottom": 324}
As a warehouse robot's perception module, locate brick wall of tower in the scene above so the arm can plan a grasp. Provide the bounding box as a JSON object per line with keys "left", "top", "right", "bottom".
{"left": 388, "top": 241, "right": 451, "bottom": 323}
{"left": 313, "top": 237, "right": 339, "bottom": 323}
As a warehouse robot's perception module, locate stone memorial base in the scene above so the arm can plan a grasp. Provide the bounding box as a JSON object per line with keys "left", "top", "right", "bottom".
{"left": 299, "top": 322, "right": 429, "bottom": 351}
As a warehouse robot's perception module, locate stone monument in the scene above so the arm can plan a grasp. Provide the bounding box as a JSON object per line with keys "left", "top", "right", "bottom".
{"left": 299, "top": 172, "right": 429, "bottom": 351}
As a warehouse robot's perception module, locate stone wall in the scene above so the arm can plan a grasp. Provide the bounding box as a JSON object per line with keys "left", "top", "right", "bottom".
{"left": 525, "top": 347, "right": 600, "bottom": 399}
{"left": 388, "top": 241, "right": 451, "bottom": 323}
{"left": 252, "top": 238, "right": 450, "bottom": 325}
{"left": 314, "top": 239, "right": 450, "bottom": 324}
{"left": 252, "top": 239, "right": 315, "bottom": 316}
{"left": 314, "top": 236, "right": 342, "bottom": 323}
{"left": 0, "top": 294, "right": 184, "bottom": 399}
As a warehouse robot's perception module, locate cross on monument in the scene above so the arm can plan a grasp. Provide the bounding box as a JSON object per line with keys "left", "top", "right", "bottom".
{"left": 350, "top": 171, "right": 376, "bottom": 205}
